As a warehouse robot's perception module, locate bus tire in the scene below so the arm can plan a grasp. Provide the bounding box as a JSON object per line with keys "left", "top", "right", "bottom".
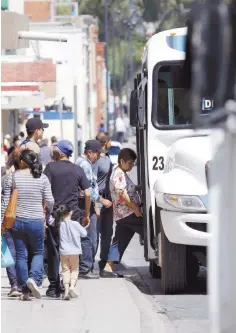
{"left": 186, "top": 251, "right": 200, "bottom": 282}
{"left": 149, "top": 260, "right": 161, "bottom": 279}
{"left": 161, "top": 222, "right": 187, "bottom": 294}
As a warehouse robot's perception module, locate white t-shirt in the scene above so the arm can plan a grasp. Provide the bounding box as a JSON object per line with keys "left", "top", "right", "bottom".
{"left": 115, "top": 117, "right": 126, "bottom": 133}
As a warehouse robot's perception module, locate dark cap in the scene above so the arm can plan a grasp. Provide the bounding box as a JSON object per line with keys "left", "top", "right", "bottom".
{"left": 85, "top": 140, "right": 102, "bottom": 152}
{"left": 26, "top": 118, "right": 49, "bottom": 131}
{"left": 55, "top": 140, "right": 74, "bottom": 157}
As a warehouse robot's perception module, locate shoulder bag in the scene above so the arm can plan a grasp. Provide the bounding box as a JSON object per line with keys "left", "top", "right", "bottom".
{"left": 3, "top": 172, "right": 18, "bottom": 229}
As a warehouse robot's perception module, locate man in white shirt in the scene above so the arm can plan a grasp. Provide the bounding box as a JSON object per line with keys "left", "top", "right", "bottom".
{"left": 115, "top": 116, "right": 126, "bottom": 144}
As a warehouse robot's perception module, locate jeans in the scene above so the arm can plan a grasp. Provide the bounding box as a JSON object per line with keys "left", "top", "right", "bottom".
{"left": 116, "top": 132, "right": 124, "bottom": 144}
{"left": 98, "top": 206, "right": 113, "bottom": 270}
{"left": 4, "top": 229, "right": 18, "bottom": 288}
{"left": 107, "top": 214, "right": 143, "bottom": 263}
{"left": 79, "top": 212, "right": 98, "bottom": 274}
{"left": 12, "top": 218, "right": 44, "bottom": 293}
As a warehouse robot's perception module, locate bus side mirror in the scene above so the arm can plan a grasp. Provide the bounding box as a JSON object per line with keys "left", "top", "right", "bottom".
{"left": 130, "top": 90, "right": 138, "bottom": 127}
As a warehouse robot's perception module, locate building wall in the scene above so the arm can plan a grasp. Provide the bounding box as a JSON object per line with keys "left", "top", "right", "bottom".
{"left": 1, "top": 59, "right": 56, "bottom": 82}
{"left": 1, "top": 110, "right": 20, "bottom": 138}
{"left": 39, "top": 82, "right": 56, "bottom": 98}
{"left": 24, "top": 0, "right": 51, "bottom": 22}
{"left": 8, "top": 0, "right": 24, "bottom": 14}
{"left": 24, "top": 26, "right": 90, "bottom": 148}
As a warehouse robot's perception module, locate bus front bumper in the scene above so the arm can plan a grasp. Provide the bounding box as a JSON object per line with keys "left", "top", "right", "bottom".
{"left": 160, "top": 210, "right": 211, "bottom": 247}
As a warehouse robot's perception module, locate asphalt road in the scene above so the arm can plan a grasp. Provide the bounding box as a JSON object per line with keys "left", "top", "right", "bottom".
{"left": 120, "top": 136, "right": 210, "bottom": 333}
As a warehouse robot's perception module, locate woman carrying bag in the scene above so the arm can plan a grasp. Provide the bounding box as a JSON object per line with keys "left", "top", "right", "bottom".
{"left": 1, "top": 150, "right": 54, "bottom": 300}
{"left": 1, "top": 149, "right": 22, "bottom": 297}
{"left": 105, "top": 148, "right": 144, "bottom": 275}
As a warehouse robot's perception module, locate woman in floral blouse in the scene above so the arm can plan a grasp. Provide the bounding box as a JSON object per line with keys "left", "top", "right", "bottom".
{"left": 104, "top": 148, "right": 143, "bottom": 275}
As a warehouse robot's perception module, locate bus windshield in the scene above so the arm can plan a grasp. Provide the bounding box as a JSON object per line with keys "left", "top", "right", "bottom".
{"left": 156, "top": 64, "right": 213, "bottom": 126}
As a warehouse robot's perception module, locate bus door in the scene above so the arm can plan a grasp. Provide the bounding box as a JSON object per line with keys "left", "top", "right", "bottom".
{"left": 130, "top": 73, "right": 157, "bottom": 261}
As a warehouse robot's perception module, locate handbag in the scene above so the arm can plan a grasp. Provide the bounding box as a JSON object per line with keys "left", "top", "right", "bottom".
{"left": 1, "top": 235, "right": 14, "bottom": 268}
{"left": 3, "top": 172, "right": 18, "bottom": 229}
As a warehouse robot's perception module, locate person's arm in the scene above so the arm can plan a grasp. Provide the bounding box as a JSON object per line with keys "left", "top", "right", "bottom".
{"left": 74, "top": 220, "right": 87, "bottom": 238}
{"left": 79, "top": 160, "right": 101, "bottom": 203}
{"left": 84, "top": 188, "right": 91, "bottom": 218}
{"left": 78, "top": 167, "right": 91, "bottom": 217}
{"left": 42, "top": 175, "right": 54, "bottom": 215}
{"left": 120, "top": 190, "right": 142, "bottom": 217}
{"left": 120, "top": 190, "right": 138, "bottom": 209}
{"left": 1, "top": 174, "right": 12, "bottom": 223}
{"left": 112, "top": 170, "right": 141, "bottom": 215}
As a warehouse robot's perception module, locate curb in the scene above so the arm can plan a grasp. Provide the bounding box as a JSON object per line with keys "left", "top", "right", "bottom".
{"left": 125, "top": 279, "right": 175, "bottom": 333}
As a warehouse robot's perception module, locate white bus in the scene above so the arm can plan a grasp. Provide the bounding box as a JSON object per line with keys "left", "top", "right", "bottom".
{"left": 130, "top": 27, "right": 212, "bottom": 294}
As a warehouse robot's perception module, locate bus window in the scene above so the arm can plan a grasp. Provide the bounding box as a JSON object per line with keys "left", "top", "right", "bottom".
{"left": 156, "top": 64, "right": 215, "bottom": 126}
{"left": 156, "top": 64, "right": 191, "bottom": 126}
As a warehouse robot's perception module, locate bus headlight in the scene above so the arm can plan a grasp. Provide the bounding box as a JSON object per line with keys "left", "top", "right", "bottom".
{"left": 163, "top": 194, "right": 206, "bottom": 212}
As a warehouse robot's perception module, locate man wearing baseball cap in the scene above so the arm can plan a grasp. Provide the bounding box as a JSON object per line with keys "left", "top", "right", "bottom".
{"left": 7, "top": 118, "right": 48, "bottom": 170}
{"left": 44, "top": 140, "right": 91, "bottom": 297}
{"left": 20, "top": 118, "right": 49, "bottom": 154}
{"left": 76, "top": 140, "right": 112, "bottom": 279}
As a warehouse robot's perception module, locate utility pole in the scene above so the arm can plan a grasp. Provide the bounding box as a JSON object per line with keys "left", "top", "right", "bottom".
{"left": 73, "top": 85, "right": 78, "bottom": 160}
{"left": 59, "top": 97, "right": 64, "bottom": 139}
{"left": 111, "top": 6, "right": 116, "bottom": 132}
{"left": 112, "top": 6, "right": 116, "bottom": 96}
{"left": 118, "top": 1, "right": 122, "bottom": 114}
{"left": 104, "top": 0, "right": 109, "bottom": 132}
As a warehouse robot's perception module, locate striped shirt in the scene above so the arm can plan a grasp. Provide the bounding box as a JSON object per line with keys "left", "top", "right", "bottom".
{"left": 1, "top": 170, "right": 54, "bottom": 220}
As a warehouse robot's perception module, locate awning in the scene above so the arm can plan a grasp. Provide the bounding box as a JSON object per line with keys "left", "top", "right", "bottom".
{"left": 1, "top": 94, "right": 45, "bottom": 110}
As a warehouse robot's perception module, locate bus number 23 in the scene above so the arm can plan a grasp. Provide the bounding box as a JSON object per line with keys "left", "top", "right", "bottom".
{"left": 152, "top": 156, "right": 164, "bottom": 170}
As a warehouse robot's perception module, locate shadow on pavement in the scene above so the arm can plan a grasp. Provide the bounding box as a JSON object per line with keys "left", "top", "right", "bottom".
{"left": 114, "top": 262, "right": 207, "bottom": 296}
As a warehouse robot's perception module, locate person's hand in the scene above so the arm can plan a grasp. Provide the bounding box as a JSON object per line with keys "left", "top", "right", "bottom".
{"left": 134, "top": 207, "right": 143, "bottom": 217}
{"left": 82, "top": 216, "right": 90, "bottom": 228}
{"left": 44, "top": 220, "right": 48, "bottom": 230}
{"left": 102, "top": 199, "right": 112, "bottom": 209}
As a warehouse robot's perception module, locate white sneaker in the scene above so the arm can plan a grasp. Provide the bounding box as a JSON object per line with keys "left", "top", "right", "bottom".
{"left": 26, "top": 278, "right": 41, "bottom": 299}
{"left": 63, "top": 293, "right": 70, "bottom": 301}
{"left": 69, "top": 287, "right": 79, "bottom": 299}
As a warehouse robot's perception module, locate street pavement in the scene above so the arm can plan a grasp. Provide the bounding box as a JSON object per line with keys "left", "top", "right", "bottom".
{"left": 1, "top": 136, "right": 210, "bottom": 333}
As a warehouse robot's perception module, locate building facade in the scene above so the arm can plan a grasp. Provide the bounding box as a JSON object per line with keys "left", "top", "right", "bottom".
{"left": 1, "top": 1, "right": 107, "bottom": 154}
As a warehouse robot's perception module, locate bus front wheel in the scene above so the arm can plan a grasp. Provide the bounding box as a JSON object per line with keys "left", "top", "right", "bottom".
{"left": 161, "top": 223, "right": 187, "bottom": 294}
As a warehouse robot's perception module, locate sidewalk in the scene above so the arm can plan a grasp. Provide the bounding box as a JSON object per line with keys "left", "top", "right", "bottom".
{"left": 2, "top": 271, "right": 142, "bottom": 333}
{"left": 1, "top": 236, "right": 165, "bottom": 333}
